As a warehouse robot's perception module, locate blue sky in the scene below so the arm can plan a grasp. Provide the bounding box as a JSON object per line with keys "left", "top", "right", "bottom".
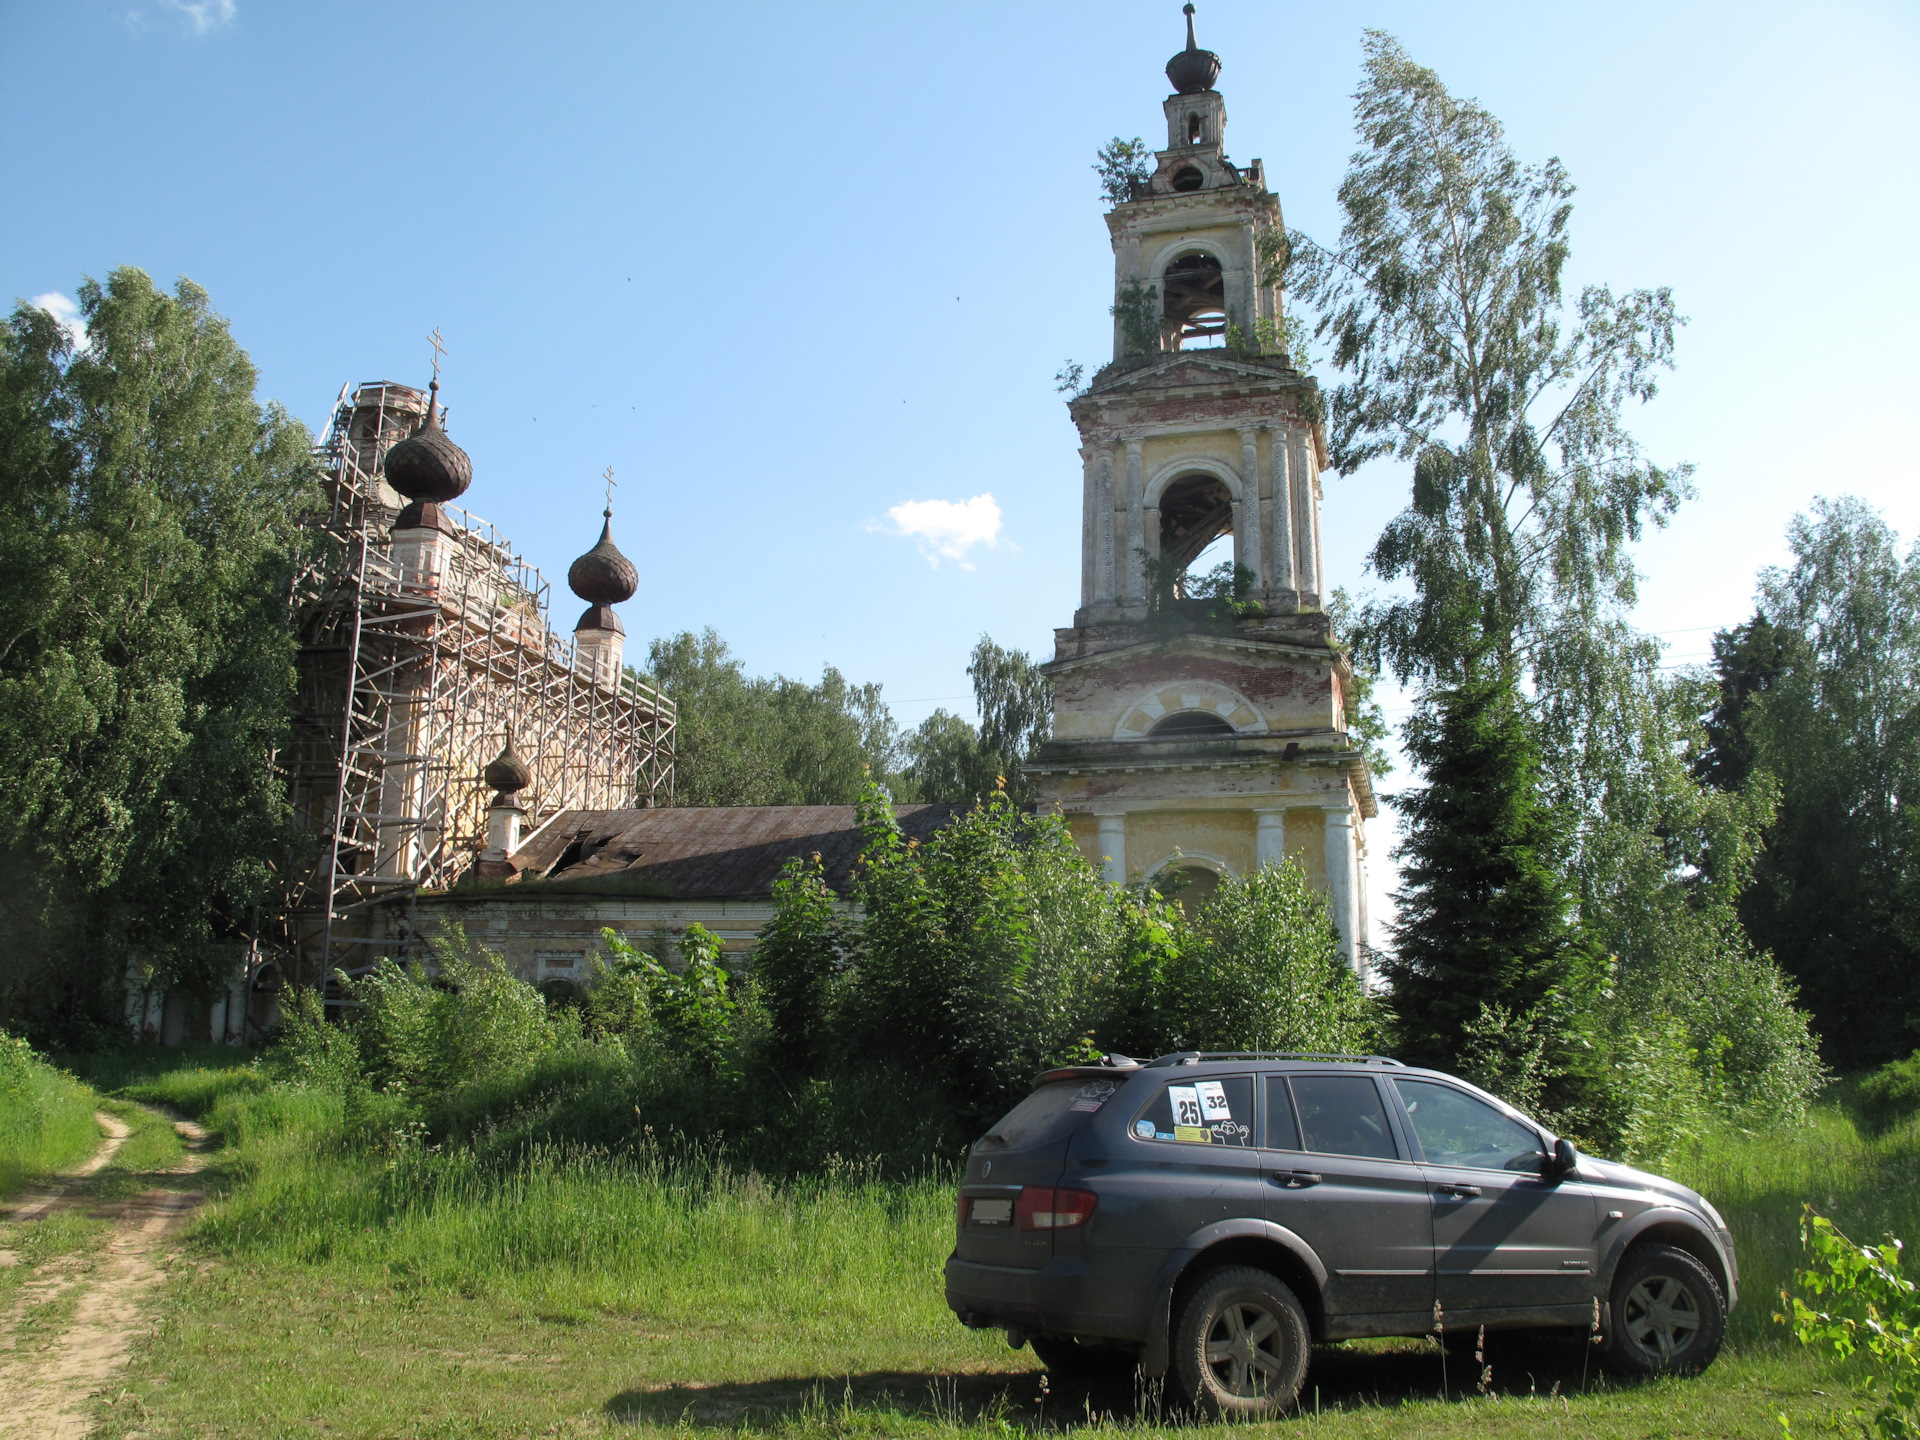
{"left": 4, "top": 0, "right": 1916, "bottom": 931}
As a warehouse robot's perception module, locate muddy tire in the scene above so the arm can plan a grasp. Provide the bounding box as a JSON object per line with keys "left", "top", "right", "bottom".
{"left": 1169, "top": 1266, "right": 1310, "bottom": 1418}
{"left": 1604, "top": 1244, "right": 1726, "bottom": 1378}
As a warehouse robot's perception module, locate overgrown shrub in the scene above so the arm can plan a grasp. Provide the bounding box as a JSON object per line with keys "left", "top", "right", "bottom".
{"left": 1162, "top": 864, "right": 1377, "bottom": 1054}
{"left": 1782, "top": 1209, "right": 1920, "bottom": 1439}
{"left": 1861, "top": 1051, "right": 1920, "bottom": 1133}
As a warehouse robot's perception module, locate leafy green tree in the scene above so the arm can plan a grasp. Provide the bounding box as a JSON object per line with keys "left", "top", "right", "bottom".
{"left": 643, "top": 628, "right": 901, "bottom": 806}
{"left": 1162, "top": 864, "right": 1377, "bottom": 1054}
{"left": 1094, "top": 137, "right": 1154, "bottom": 206}
{"left": 1280, "top": 31, "right": 1690, "bottom": 694}
{"left": 1721, "top": 499, "right": 1920, "bottom": 1068}
{"left": 751, "top": 854, "right": 844, "bottom": 1075}
{"left": 893, "top": 636, "right": 1052, "bottom": 805}
{"left": 1382, "top": 659, "right": 1594, "bottom": 1069}
{"left": 0, "top": 269, "right": 315, "bottom": 1039}
{"left": 899, "top": 708, "right": 996, "bottom": 804}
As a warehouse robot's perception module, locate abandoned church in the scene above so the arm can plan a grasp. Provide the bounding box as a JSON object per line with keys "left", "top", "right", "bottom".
{"left": 140, "top": 9, "right": 1374, "bottom": 1043}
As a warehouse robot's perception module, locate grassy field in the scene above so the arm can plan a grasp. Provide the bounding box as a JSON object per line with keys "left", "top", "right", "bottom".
{"left": 15, "top": 1049, "right": 1905, "bottom": 1437}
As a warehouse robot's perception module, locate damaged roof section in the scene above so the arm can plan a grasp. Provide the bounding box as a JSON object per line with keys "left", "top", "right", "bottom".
{"left": 503, "top": 804, "right": 966, "bottom": 900}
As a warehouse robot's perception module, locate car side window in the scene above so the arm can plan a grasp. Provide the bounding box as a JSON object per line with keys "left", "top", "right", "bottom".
{"left": 1131, "top": 1075, "right": 1255, "bottom": 1148}
{"left": 1289, "top": 1074, "right": 1400, "bottom": 1161}
{"left": 1395, "top": 1079, "right": 1546, "bottom": 1172}
{"left": 1262, "top": 1075, "right": 1301, "bottom": 1150}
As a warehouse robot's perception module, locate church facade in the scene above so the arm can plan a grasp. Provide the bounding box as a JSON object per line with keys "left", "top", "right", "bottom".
{"left": 288, "top": 8, "right": 1377, "bottom": 1001}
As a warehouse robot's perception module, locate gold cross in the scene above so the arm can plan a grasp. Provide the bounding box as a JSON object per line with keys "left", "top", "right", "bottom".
{"left": 427, "top": 327, "right": 448, "bottom": 382}
{"left": 602, "top": 465, "right": 617, "bottom": 513}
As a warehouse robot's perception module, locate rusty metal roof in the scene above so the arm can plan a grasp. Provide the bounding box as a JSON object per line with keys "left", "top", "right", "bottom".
{"left": 510, "top": 804, "right": 965, "bottom": 900}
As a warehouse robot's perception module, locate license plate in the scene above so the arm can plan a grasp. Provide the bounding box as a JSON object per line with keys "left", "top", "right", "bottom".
{"left": 971, "top": 1198, "right": 1012, "bottom": 1226}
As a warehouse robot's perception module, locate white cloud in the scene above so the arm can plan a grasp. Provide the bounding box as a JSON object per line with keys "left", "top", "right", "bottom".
{"left": 873, "top": 493, "right": 1003, "bottom": 569}
{"left": 30, "top": 294, "right": 86, "bottom": 350}
{"left": 158, "top": 0, "right": 236, "bottom": 34}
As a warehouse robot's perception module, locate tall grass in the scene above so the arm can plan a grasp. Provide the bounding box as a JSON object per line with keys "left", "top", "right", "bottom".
{"left": 1671, "top": 1099, "right": 1920, "bottom": 1344}
{"left": 0, "top": 1035, "right": 101, "bottom": 1196}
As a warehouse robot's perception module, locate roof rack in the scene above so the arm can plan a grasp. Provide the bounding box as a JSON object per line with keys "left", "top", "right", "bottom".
{"left": 1145, "top": 1051, "right": 1406, "bottom": 1068}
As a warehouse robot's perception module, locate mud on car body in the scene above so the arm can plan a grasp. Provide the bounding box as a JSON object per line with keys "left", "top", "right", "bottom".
{"left": 944, "top": 1051, "right": 1738, "bottom": 1418}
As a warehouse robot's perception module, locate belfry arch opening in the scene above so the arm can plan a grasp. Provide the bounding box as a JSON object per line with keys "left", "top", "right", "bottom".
{"left": 1154, "top": 862, "right": 1223, "bottom": 913}
{"left": 1148, "top": 710, "right": 1235, "bottom": 739}
{"left": 1162, "top": 252, "right": 1224, "bottom": 345}
{"left": 1157, "top": 472, "right": 1234, "bottom": 594}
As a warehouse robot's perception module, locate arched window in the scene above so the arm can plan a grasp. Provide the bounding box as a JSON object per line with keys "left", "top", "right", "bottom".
{"left": 1148, "top": 710, "right": 1236, "bottom": 738}
{"left": 1161, "top": 252, "right": 1225, "bottom": 346}
{"left": 1155, "top": 863, "right": 1223, "bottom": 913}
{"left": 1171, "top": 165, "right": 1205, "bottom": 192}
{"left": 1156, "top": 472, "right": 1234, "bottom": 590}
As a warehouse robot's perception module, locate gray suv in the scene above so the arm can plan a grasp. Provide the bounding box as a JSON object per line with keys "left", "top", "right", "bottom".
{"left": 945, "top": 1052, "right": 1737, "bottom": 1418}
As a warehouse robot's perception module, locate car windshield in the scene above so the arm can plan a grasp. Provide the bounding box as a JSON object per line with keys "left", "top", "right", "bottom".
{"left": 977, "top": 1078, "right": 1120, "bottom": 1151}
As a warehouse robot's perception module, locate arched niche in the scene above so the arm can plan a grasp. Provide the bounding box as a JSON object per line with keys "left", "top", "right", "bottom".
{"left": 1148, "top": 850, "right": 1233, "bottom": 913}
{"left": 1114, "top": 679, "right": 1268, "bottom": 740}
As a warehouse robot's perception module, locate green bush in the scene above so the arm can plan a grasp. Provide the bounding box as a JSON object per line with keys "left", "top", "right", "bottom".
{"left": 1782, "top": 1209, "right": 1920, "bottom": 1439}
{"left": 1861, "top": 1051, "right": 1920, "bottom": 1133}
{"left": 0, "top": 1033, "right": 100, "bottom": 1194}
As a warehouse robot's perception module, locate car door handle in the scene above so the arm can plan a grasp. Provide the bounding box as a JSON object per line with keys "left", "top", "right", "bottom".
{"left": 1436, "top": 1183, "right": 1483, "bottom": 1198}
{"left": 1271, "top": 1170, "right": 1322, "bottom": 1188}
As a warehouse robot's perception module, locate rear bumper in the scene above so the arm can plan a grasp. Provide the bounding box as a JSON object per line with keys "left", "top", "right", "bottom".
{"left": 944, "top": 1252, "right": 1148, "bottom": 1345}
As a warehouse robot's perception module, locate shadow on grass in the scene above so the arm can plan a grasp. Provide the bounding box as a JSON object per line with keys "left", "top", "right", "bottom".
{"left": 606, "top": 1331, "right": 1610, "bottom": 1430}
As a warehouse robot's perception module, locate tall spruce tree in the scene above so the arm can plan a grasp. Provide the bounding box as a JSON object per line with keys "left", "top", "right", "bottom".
{"left": 1383, "top": 660, "right": 1591, "bottom": 1068}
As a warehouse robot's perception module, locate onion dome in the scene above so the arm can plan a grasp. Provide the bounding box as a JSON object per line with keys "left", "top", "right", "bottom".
{"left": 568, "top": 509, "right": 638, "bottom": 634}
{"left": 484, "top": 727, "right": 531, "bottom": 799}
{"left": 383, "top": 379, "right": 473, "bottom": 507}
{"left": 1165, "top": 3, "right": 1221, "bottom": 95}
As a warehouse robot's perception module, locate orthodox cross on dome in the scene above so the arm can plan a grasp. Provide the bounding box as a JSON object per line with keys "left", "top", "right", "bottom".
{"left": 427, "top": 326, "right": 448, "bottom": 384}
{"left": 602, "top": 464, "right": 617, "bottom": 517}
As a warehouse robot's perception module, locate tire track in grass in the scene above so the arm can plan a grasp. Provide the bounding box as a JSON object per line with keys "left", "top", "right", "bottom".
{"left": 0, "top": 1108, "right": 210, "bottom": 1440}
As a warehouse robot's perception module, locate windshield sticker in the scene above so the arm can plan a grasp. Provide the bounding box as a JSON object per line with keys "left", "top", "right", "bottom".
{"left": 1209, "top": 1119, "right": 1253, "bottom": 1144}
{"left": 1071, "top": 1099, "right": 1103, "bottom": 1112}
{"left": 1195, "top": 1080, "right": 1232, "bottom": 1124}
{"left": 1174, "top": 1125, "right": 1212, "bottom": 1144}
{"left": 1134, "top": 1119, "right": 1156, "bottom": 1138}
{"left": 1076, "top": 1080, "right": 1117, "bottom": 1100}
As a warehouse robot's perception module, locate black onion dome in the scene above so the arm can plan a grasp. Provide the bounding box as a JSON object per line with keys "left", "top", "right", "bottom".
{"left": 568, "top": 513, "right": 638, "bottom": 607}
{"left": 1165, "top": 3, "right": 1220, "bottom": 95}
{"left": 484, "top": 730, "right": 531, "bottom": 796}
{"left": 383, "top": 379, "right": 473, "bottom": 504}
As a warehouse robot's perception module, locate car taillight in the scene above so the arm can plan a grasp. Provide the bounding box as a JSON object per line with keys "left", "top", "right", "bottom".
{"left": 1016, "top": 1186, "right": 1098, "bottom": 1230}
{"left": 956, "top": 1195, "right": 968, "bottom": 1228}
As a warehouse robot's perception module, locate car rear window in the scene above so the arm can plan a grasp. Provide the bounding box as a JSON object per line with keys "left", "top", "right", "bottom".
{"left": 979, "top": 1078, "right": 1120, "bottom": 1150}
{"left": 1131, "top": 1075, "right": 1254, "bottom": 1147}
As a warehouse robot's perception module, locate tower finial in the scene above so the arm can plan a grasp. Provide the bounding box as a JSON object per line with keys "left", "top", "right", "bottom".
{"left": 602, "top": 464, "right": 617, "bottom": 518}
{"left": 428, "top": 326, "right": 448, "bottom": 384}
{"left": 1166, "top": 2, "right": 1221, "bottom": 93}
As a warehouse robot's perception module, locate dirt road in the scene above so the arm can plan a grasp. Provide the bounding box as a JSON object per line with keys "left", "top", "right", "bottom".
{"left": 0, "top": 1108, "right": 210, "bottom": 1440}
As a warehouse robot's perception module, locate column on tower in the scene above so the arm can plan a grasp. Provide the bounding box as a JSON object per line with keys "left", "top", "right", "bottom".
{"left": 1323, "top": 804, "right": 1359, "bottom": 975}
{"left": 1125, "top": 439, "right": 1147, "bottom": 602}
{"left": 1288, "top": 427, "right": 1320, "bottom": 606}
{"left": 1237, "top": 428, "right": 1263, "bottom": 591}
{"left": 1080, "top": 447, "right": 1097, "bottom": 609}
{"left": 1096, "top": 811, "right": 1128, "bottom": 885}
{"left": 1270, "top": 425, "right": 1297, "bottom": 606}
{"left": 1098, "top": 446, "right": 1118, "bottom": 603}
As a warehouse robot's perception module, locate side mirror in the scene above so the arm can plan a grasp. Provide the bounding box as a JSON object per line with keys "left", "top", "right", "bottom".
{"left": 1552, "top": 1137, "right": 1579, "bottom": 1176}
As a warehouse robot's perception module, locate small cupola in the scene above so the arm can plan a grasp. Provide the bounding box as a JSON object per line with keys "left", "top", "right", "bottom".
{"left": 568, "top": 508, "right": 639, "bottom": 636}
{"left": 1164, "top": 3, "right": 1221, "bottom": 95}
{"left": 483, "top": 727, "right": 532, "bottom": 806}
{"left": 382, "top": 378, "right": 472, "bottom": 535}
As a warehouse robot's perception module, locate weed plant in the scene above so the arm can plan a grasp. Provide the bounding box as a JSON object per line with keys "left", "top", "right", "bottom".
{"left": 0, "top": 1033, "right": 100, "bottom": 1195}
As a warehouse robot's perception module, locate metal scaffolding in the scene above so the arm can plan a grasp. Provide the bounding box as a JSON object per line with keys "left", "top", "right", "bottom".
{"left": 274, "top": 381, "right": 674, "bottom": 992}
